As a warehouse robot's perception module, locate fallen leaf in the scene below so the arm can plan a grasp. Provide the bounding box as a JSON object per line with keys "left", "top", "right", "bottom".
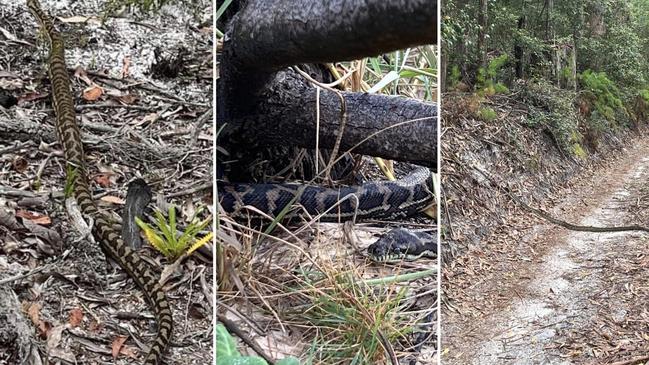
{"left": 188, "top": 303, "right": 206, "bottom": 319}
{"left": 48, "top": 348, "right": 77, "bottom": 362}
{"left": 121, "top": 56, "right": 131, "bottom": 78}
{"left": 120, "top": 345, "right": 138, "bottom": 358}
{"left": 0, "top": 78, "right": 23, "bottom": 90}
{"left": 82, "top": 85, "right": 104, "bottom": 101}
{"left": 16, "top": 210, "right": 51, "bottom": 225}
{"left": 111, "top": 335, "right": 129, "bottom": 359}
{"left": 46, "top": 324, "right": 65, "bottom": 350}
{"left": 19, "top": 92, "right": 48, "bottom": 103}
{"left": 25, "top": 302, "right": 51, "bottom": 338}
{"left": 134, "top": 112, "right": 159, "bottom": 126}
{"left": 21, "top": 221, "right": 61, "bottom": 249}
{"left": 0, "top": 206, "right": 22, "bottom": 230}
{"left": 100, "top": 195, "right": 125, "bottom": 205}
{"left": 11, "top": 156, "right": 28, "bottom": 173}
{"left": 68, "top": 308, "right": 83, "bottom": 327}
{"left": 94, "top": 173, "right": 113, "bottom": 188}
{"left": 74, "top": 67, "right": 94, "bottom": 85}
{"left": 26, "top": 302, "right": 41, "bottom": 325}
{"left": 88, "top": 319, "right": 102, "bottom": 332}
{"left": 0, "top": 71, "right": 19, "bottom": 77}
{"left": 58, "top": 15, "right": 91, "bottom": 23}
{"left": 115, "top": 93, "right": 138, "bottom": 105}
{"left": 58, "top": 15, "right": 101, "bottom": 26}
{"left": 2, "top": 239, "right": 19, "bottom": 254}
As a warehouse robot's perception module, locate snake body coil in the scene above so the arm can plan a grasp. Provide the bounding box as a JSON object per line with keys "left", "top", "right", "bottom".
{"left": 219, "top": 167, "right": 434, "bottom": 222}
{"left": 26, "top": 1, "right": 172, "bottom": 363}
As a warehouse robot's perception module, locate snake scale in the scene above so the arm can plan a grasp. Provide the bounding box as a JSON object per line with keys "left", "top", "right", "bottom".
{"left": 219, "top": 167, "right": 434, "bottom": 221}
{"left": 26, "top": 1, "right": 172, "bottom": 363}
{"left": 219, "top": 167, "right": 437, "bottom": 261}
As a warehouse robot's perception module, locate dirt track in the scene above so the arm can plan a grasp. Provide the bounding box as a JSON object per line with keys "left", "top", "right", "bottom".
{"left": 443, "top": 138, "right": 649, "bottom": 364}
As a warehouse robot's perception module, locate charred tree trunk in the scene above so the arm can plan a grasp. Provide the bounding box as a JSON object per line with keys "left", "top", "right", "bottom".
{"left": 514, "top": 15, "right": 526, "bottom": 79}
{"left": 218, "top": 0, "right": 438, "bottom": 173}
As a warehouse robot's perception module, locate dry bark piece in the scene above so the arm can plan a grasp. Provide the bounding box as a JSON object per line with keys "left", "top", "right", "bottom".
{"left": 68, "top": 308, "right": 83, "bottom": 328}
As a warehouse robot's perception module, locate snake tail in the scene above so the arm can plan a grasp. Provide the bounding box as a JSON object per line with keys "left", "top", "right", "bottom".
{"left": 26, "top": 0, "right": 172, "bottom": 363}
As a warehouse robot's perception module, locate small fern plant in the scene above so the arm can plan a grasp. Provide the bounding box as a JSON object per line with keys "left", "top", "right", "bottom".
{"left": 135, "top": 205, "right": 211, "bottom": 259}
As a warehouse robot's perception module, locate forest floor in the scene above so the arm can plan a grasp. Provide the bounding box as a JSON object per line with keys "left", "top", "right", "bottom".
{"left": 217, "top": 162, "right": 438, "bottom": 365}
{"left": 442, "top": 135, "right": 649, "bottom": 364}
{"left": 0, "top": 0, "right": 212, "bottom": 364}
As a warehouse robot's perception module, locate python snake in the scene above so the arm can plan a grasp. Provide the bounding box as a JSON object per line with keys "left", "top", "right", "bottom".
{"left": 26, "top": 1, "right": 172, "bottom": 363}
{"left": 219, "top": 167, "right": 436, "bottom": 261}
{"left": 219, "top": 167, "right": 434, "bottom": 222}
{"left": 367, "top": 228, "right": 437, "bottom": 262}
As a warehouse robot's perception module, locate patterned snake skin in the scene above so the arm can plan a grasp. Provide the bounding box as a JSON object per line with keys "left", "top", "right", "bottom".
{"left": 26, "top": 1, "right": 172, "bottom": 363}
{"left": 367, "top": 228, "right": 437, "bottom": 262}
{"left": 219, "top": 167, "right": 434, "bottom": 222}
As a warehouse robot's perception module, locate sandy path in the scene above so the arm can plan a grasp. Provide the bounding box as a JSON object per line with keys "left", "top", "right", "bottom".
{"left": 443, "top": 140, "right": 649, "bottom": 364}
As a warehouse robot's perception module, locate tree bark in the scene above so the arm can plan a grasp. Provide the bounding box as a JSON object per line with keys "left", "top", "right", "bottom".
{"left": 218, "top": 0, "right": 438, "bottom": 171}
{"left": 225, "top": 0, "right": 436, "bottom": 73}
{"left": 477, "top": 0, "right": 488, "bottom": 69}
{"left": 0, "top": 116, "right": 183, "bottom": 163}
{"left": 221, "top": 69, "right": 437, "bottom": 168}
{"left": 514, "top": 15, "right": 526, "bottom": 78}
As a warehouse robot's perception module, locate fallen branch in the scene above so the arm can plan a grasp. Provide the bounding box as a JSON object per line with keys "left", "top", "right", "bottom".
{"left": 606, "top": 355, "right": 649, "bottom": 365}
{"left": 221, "top": 69, "right": 437, "bottom": 168}
{"left": 0, "top": 115, "right": 184, "bottom": 163}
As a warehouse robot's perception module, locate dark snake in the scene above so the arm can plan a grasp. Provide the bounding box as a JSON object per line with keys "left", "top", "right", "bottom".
{"left": 218, "top": 167, "right": 437, "bottom": 261}
{"left": 26, "top": 1, "right": 172, "bottom": 363}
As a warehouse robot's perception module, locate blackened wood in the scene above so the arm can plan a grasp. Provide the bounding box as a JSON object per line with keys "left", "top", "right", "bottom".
{"left": 221, "top": 70, "right": 437, "bottom": 169}
{"left": 226, "top": 0, "right": 436, "bottom": 72}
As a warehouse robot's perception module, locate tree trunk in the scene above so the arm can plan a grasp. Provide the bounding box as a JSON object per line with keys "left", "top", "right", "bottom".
{"left": 223, "top": 69, "right": 437, "bottom": 168}
{"left": 514, "top": 15, "right": 527, "bottom": 79}
{"left": 477, "top": 0, "right": 488, "bottom": 69}
{"left": 218, "top": 0, "right": 438, "bottom": 173}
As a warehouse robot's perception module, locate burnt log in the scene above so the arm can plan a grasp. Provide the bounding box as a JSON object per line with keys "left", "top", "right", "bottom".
{"left": 218, "top": 0, "right": 438, "bottom": 172}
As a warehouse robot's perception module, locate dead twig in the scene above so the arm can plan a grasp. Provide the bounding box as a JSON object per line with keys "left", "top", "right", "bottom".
{"left": 606, "top": 355, "right": 649, "bottom": 365}
{"left": 217, "top": 313, "right": 276, "bottom": 365}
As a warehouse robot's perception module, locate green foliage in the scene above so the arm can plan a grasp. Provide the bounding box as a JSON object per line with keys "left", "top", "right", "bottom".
{"left": 64, "top": 166, "right": 78, "bottom": 198}
{"left": 444, "top": 0, "right": 649, "bottom": 95}
{"left": 449, "top": 65, "right": 461, "bottom": 88}
{"left": 215, "top": 324, "right": 299, "bottom": 365}
{"left": 362, "top": 47, "right": 437, "bottom": 102}
{"left": 579, "top": 70, "right": 624, "bottom": 121}
{"left": 292, "top": 268, "right": 417, "bottom": 364}
{"left": 641, "top": 89, "right": 649, "bottom": 103}
{"left": 476, "top": 55, "right": 509, "bottom": 96}
{"left": 559, "top": 67, "right": 573, "bottom": 84}
{"left": 572, "top": 143, "right": 587, "bottom": 159}
{"left": 579, "top": 25, "right": 646, "bottom": 88}
{"left": 477, "top": 107, "right": 497, "bottom": 121}
{"left": 215, "top": 0, "right": 233, "bottom": 38}
{"left": 136, "top": 205, "right": 211, "bottom": 259}
{"left": 445, "top": 0, "right": 649, "bottom": 158}
{"left": 522, "top": 80, "right": 581, "bottom": 155}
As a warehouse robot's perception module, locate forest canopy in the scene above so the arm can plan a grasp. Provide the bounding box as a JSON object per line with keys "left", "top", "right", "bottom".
{"left": 443, "top": 0, "right": 649, "bottom": 90}
{"left": 442, "top": 0, "right": 649, "bottom": 157}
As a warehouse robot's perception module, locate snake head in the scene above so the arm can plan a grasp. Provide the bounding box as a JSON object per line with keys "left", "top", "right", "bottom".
{"left": 367, "top": 228, "right": 436, "bottom": 262}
